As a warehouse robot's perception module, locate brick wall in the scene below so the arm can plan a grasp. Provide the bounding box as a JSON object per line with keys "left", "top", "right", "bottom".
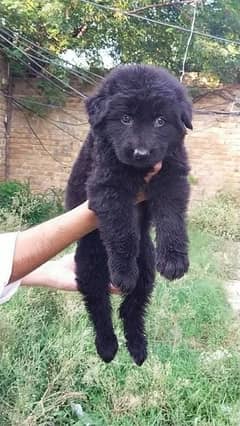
{"left": 0, "top": 54, "right": 7, "bottom": 180}
{"left": 8, "top": 79, "right": 89, "bottom": 192}
{"left": 186, "top": 89, "right": 240, "bottom": 202}
{"left": 2, "top": 76, "right": 240, "bottom": 203}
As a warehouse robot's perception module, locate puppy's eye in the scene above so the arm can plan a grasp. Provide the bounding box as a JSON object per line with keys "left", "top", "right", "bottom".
{"left": 154, "top": 116, "right": 165, "bottom": 128}
{"left": 121, "top": 114, "right": 133, "bottom": 126}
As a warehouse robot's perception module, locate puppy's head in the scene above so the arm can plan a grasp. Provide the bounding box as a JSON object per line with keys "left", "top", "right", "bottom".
{"left": 86, "top": 64, "right": 192, "bottom": 168}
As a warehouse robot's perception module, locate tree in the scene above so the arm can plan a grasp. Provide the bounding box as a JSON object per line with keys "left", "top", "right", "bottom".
{"left": 0, "top": 0, "right": 239, "bottom": 83}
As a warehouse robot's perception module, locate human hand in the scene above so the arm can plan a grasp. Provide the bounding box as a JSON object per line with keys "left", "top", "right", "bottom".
{"left": 21, "top": 253, "right": 77, "bottom": 291}
{"left": 136, "top": 161, "right": 162, "bottom": 203}
{"left": 144, "top": 162, "right": 162, "bottom": 183}
{"left": 21, "top": 252, "right": 122, "bottom": 294}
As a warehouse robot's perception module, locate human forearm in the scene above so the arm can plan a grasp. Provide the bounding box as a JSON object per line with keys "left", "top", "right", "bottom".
{"left": 9, "top": 164, "right": 162, "bottom": 284}
{"left": 10, "top": 201, "right": 97, "bottom": 282}
{"left": 20, "top": 252, "right": 121, "bottom": 294}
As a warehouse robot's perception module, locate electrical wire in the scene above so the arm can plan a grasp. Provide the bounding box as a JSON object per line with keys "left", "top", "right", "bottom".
{"left": 0, "top": 88, "right": 89, "bottom": 124}
{"left": 79, "top": 0, "right": 240, "bottom": 47}
{"left": 0, "top": 24, "right": 103, "bottom": 83}
{"left": 13, "top": 97, "right": 88, "bottom": 142}
{"left": 16, "top": 101, "right": 70, "bottom": 168}
{"left": 180, "top": 1, "right": 197, "bottom": 82}
{"left": 0, "top": 41, "right": 74, "bottom": 97}
{"left": 0, "top": 31, "right": 87, "bottom": 99}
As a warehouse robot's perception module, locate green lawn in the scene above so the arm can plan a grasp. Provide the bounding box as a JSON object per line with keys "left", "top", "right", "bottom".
{"left": 1, "top": 228, "right": 240, "bottom": 426}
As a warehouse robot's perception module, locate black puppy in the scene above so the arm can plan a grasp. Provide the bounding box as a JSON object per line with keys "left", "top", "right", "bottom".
{"left": 66, "top": 64, "right": 192, "bottom": 365}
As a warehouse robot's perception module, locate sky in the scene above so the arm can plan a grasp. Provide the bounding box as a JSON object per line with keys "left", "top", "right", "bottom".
{"left": 61, "top": 48, "right": 116, "bottom": 69}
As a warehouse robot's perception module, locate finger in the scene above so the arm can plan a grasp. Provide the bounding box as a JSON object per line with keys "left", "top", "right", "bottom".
{"left": 153, "top": 161, "right": 163, "bottom": 174}
{"left": 144, "top": 161, "right": 162, "bottom": 183}
{"left": 109, "top": 283, "right": 122, "bottom": 295}
{"left": 60, "top": 278, "right": 78, "bottom": 291}
{"left": 135, "top": 192, "right": 146, "bottom": 204}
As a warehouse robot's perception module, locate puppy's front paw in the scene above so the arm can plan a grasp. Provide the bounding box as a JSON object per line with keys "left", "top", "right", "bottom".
{"left": 157, "top": 251, "right": 189, "bottom": 281}
{"left": 110, "top": 262, "right": 138, "bottom": 294}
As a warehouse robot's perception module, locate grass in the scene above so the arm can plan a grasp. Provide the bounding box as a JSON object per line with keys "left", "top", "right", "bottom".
{"left": 190, "top": 193, "right": 240, "bottom": 241}
{"left": 1, "top": 227, "right": 240, "bottom": 426}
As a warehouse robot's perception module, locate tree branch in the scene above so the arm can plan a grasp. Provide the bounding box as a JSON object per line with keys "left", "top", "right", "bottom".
{"left": 129, "top": 0, "right": 197, "bottom": 14}
{"left": 194, "top": 109, "right": 240, "bottom": 116}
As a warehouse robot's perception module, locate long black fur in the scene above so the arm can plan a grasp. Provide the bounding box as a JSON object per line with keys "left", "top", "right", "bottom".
{"left": 66, "top": 64, "right": 192, "bottom": 365}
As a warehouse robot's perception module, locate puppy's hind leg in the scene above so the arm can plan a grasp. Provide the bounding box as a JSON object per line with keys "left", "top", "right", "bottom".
{"left": 119, "top": 230, "right": 155, "bottom": 366}
{"left": 76, "top": 230, "right": 118, "bottom": 362}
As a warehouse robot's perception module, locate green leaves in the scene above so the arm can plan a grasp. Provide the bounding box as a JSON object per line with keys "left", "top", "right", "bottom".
{"left": 0, "top": 0, "right": 239, "bottom": 82}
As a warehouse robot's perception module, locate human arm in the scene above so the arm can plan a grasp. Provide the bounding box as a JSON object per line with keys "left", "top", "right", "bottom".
{"left": 9, "top": 201, "right": 97, "bottom": 283}
{"left": 20, "top": 252, "right": 120, "bottom": 294}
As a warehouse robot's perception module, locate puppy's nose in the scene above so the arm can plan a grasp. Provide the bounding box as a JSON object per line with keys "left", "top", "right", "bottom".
{"left": 133, "top": 148, "right": 150, "bottom": 160}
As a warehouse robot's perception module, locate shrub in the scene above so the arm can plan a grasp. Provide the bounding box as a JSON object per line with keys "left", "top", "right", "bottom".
{"left": 0, "top": 208, "right": 23, "bottom": 232}
{"left": 12, "top": 186, "right": 64, "bottom": 226}
{"left": 0, "top": 181, "right": 64, "bottom": 228}
{"left": 190, "top": 192, "right": 240, "bottom": 241}
{"left": 0, "top": 181, "right": 27, "bottom": 209}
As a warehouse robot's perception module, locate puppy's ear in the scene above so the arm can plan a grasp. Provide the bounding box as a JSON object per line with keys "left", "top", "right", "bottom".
{"left": 181, "top": 99, "right": 193, "bottom": 130}
{"left": 85, "top": 93, "right": 109, "bottom": 127}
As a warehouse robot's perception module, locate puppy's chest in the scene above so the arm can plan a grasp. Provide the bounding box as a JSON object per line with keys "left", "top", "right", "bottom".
{"left": 91, "top": 162, "right": 148, "bottom": 194}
